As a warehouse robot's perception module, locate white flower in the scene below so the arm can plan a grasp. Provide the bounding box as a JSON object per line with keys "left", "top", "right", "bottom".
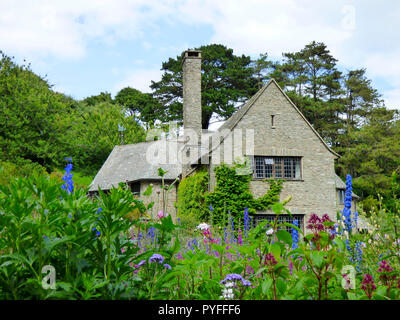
{"left": 196, "top": 223, "right": 210, "bottom": 231}
{"left": 220, "top": 288, "right": 234, "bottom": 300}
{"left": 224, "top": 282, "right": 235, "bottom": 288}
{"left": 266, "top": 228, "right": 274, "bottom": 236}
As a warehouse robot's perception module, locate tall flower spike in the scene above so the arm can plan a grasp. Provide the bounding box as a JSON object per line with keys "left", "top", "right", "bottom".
{"left": 244, "top": 207, "right": 250, "bottom": 239}
{"left": 292, "top": 219, "right": 299, "bottom": 249}
{"left": 342, "top": 174, "right": 353, "bottom": 234}
{"left": 61, "top": 157, "right": 74, "bottom": 194}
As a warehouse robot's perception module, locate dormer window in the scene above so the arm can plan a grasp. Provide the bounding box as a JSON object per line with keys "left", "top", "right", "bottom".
{"left": 130, "top": 182, "right": 140, "bottom": 196}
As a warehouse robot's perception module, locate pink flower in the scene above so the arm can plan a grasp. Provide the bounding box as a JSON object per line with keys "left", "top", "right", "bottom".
{"left": 157, "top": 210, "right": 168, "bottom": 219}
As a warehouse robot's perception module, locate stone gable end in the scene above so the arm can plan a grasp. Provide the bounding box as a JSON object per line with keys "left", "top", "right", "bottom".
{"left": 209, "top": 80, "right": 339, "bottom": 222}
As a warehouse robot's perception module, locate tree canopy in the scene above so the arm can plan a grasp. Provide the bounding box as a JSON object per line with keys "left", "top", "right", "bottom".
{"left": 1, "top": 42, "right": 399, "bottom": 210}
{"left": 150, "top": 44, "right": 259, "bottom": 129}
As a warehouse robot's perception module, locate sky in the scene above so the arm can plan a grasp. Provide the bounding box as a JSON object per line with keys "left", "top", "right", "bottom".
{"left": 1, "top": 0, "right": 399, "bottom": 111}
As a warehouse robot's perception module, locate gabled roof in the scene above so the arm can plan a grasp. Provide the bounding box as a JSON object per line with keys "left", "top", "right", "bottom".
{"left": 214, "top": 79, "right": 340, "bottom": 158}
{"left": 335, "top": 173, "right": 360, "bottom": 199}
{"left": 88, "top": 140, "right": 183, "bottom": 191}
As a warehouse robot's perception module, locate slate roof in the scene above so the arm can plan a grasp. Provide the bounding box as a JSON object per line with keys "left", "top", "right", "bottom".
{"left": 88, "top": 140, "right": 183, "bottom": 191}
{"left": 335, "top": 173, "right": 360, "bottom": 199}
{"left": 191, "top": 79, "right": 340, "bottom": 166}
{"left": 90, "top": 78, "right": 345, "bottom": 193}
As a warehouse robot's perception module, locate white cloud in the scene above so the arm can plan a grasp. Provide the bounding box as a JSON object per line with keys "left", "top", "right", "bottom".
{"left": 0, "top": 0, "right": 176, "bottom": 59}
{"left": 1, "top": 0, "right": 399, "bottom": 107}
{"left": 383, "top": 89, "right": 400, "bottom": 110}
{"left": 112, "top": 68, "right": 162, "bottom": 95}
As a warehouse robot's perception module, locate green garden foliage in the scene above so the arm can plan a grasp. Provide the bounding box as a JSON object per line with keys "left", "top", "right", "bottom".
{"left": 0, "top": 159, "right": 47, "bottom": 185}
{"left": 206, "top": 162, "right": 283, "bottom": 227}
{"left": 0, "top": 174, "right": 146, "bottom": 299}
{"left": 177, "top": 168, "right": 209, "bottom": 224}
{"left": 0, "top": 169, "right": 399, "bottom": 300}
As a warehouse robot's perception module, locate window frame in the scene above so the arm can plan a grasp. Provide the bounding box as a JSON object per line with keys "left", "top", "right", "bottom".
{"left": 250, "top": 213, "right": 305, "bottom": 234}
{"left": 338, "top": 189, "right": 345, "bottom": 205}
{"left": 129, "top": 181, "right": 141, "bottom": 196}
{"left": 251, "top": 156, "right": 302, "bottom": 180}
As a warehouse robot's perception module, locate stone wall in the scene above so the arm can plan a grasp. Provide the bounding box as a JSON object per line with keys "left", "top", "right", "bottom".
{"left": 139, "top": 180, "right": 178, "bottom": 221}
{"left": 209, "top": 80, "right": 339, "bottom": 231}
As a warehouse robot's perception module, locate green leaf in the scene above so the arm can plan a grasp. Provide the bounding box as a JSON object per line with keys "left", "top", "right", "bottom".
{"left": 347, "top": 292, "right": 357, "bottom": 300}
{"left": 281, "top": 222, "right": 303, "bottom": 235}
{"left": 271, "top": 203, "right": 284, "bottom": 215}
{"left": 270, "top": 243, "right": 281, "bottom": 258}
{"left": 311, "top": 251, "right": 324, "bottom": 268}
{"left": 262, "top": 278, "right": 273, "bottom": 295}
{"left": 276, "top": 279, "right": 287, "bottom": 295}
{"left": 334, "top": 238, "right": 345, "bottom": 251}
{"left": 276, "top": 230, "right": 293, "bottom": 247}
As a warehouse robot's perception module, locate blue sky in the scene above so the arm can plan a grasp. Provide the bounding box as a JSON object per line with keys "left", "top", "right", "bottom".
{"left": 1, "top": 0, "right": 399, "bottom": 110}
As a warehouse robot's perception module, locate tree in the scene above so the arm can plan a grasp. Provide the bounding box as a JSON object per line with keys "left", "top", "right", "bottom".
{"left": 0, "top": 51, "right": 68, "bottom": 169}
{"left": 82, "top": 92, "right": 113, "bottom": 106}
{"left": 150, "top": 44, "right": 259, "bottom": 129}
{"left": 271, "top": 42, "right": 343, "bottom": 145}
{"left": 115, "top": 87, "right": 162, "bottom": 128}
{"left": 342, "top": 69, "right": 383, "bottom": 131}
{"left": 61, "top": 101, "right": 146, "bottom": 173}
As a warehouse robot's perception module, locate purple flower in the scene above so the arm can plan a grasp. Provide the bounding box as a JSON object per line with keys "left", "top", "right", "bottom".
{"left": 149, "top": 253, "right": 164, "bottom": 264}
{"left": 220, "top": 273, "right": 251, "bottom": 287}
{"left": 163, "top": 264, "right": 172, "bottom": 270}
{"left": 134, "top": 260, "right": 146, "bottom": 268}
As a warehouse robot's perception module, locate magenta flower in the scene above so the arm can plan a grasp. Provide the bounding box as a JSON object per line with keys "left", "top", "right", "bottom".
{"left": 264, "top": 253, "right": 278, "bottom": 266}
{"left": 360, "top": 274, "right": 376, "bottom": 299}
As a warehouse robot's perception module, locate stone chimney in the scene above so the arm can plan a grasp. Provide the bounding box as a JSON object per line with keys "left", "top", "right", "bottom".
{"left": 182, "top": 49, "right": 202, "bottom": 142}
{"left": 181, "top": 49, "right": 202, "bottom": 177}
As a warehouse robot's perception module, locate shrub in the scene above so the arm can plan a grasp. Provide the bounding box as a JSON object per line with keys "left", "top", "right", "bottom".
{"left": 177, "top": 168, "right": 209, "bottom": 222}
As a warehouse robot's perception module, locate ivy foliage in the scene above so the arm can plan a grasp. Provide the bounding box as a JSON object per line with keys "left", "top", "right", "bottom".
{"left": 177, "top": 168, "right": 209, "bottom": 223}
{"left": 206, "top": 163, "right": 283, "bottom": 226}
{"left": 178, "top": 161, "right": 283, "bottom": 228}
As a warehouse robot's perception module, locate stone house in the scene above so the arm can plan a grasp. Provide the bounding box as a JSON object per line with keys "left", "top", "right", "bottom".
{"left": 89, "top": 49, "right": 357, "bottom": 232}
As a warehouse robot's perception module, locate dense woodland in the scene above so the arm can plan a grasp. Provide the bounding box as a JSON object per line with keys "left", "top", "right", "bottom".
{"left": 1, "top": 42, "right": 399, "bottom": 212}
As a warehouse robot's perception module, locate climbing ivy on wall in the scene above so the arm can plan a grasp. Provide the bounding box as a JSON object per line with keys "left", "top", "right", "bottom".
{"left": 206, "top": 163, "right": 283, "bottom": 227}
{"left": 177, "top": 161, "right": 283, "bottom": 228}
{"left": 177, "top": 168, "right": 209, "bottom": 222}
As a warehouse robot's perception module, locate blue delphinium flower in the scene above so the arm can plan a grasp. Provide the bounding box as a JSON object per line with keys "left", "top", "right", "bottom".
{"left": 229, "top": 215, "right": 236, "bottom": 244}
{"left": 149, "top": 253, "right": 164, "bottom": 264}
{"left": 342, "top": 174, "right": 353, "bottom": 234}
{"left": 92, "top": 227, "right": 101, "bottom": 237}
{"left": 243, "top": 208, "right": 250, "bottom": 239}
{"left": 61, "top": 157, "right": 74, "bottom": 194}
{"left": 354, "top": 241, "right": 363, "bottom": 271}
{"left": 292, "top": 219, "right": 299, "bottom": 249}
